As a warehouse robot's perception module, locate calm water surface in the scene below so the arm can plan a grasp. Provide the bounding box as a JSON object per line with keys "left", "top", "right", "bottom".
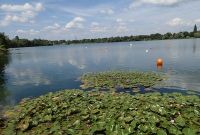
{"left": 1, "top": 39, "right": 200, "bottom": 106}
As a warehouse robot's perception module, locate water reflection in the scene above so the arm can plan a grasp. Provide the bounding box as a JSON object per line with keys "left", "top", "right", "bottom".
{"left": 193, "top": 39, "right": 197, "bottom": 54}
{"left": 2, "top": 38, "right": 200, "bottom": 106}
{"left": 0, "top": 52, "right": 10, "bottom": 105}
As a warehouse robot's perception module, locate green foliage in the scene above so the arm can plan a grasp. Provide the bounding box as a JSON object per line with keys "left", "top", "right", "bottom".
{"left": 162, "top": 32, "right": 173, "bottom": 40}
{"left": 10, "top": 38, "right": 53, "bottom": 48}
{"left": 1, "top": 90, "right": 200, "bottom": 134}
{"left": 0, "top": 45, "right": 7, "bottom": 54}
{"left": 182, "top": 128, "right": 196, "bottom": 135}
{"left": 150, "top": 33, "right": 162, "bottom": 40}
{"left": 0, "top": 47, "right": 9, "bottom": 105}
{"left": 194, "top": 32, "right": 200, "bottom": 38}
{"left": 0, "top": 33, "right": 9, "bottom": 51}
{"left": 80, "top": 71, "right": 163, "bottom": 90}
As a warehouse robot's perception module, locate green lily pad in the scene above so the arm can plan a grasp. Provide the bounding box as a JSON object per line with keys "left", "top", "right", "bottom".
{"left": 175, "top": 115, "right": 185, "bottom": 127}
{"left": 157, "top": 129, "right": 167, "bottom": 135}
{"left": 124, "top": 116, "right": 134, "bottom": 123}
{"left": 80, "top": 71, "right": 163, "bottom": 91}
{"left": 182, "top": 128, "right": 196, "bottom": 135}
{"left": 1, "top": 90, "right": 199, "bottom": 135}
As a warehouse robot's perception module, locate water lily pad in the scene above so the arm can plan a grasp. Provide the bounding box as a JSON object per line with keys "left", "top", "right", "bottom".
{"left": 175, "top": 115, "right": 185, "bottom": 127}
{"left": 157, "top": 129, "right": 167, "bottom": 135}
{"left": 182, "top": 128, "right": 196, "bottom": 135}
{"left": 1, "top": 90, "right": 199, "bottom": 135}
{"left": 80, "top": 71, "right": 163, "bottom": 91}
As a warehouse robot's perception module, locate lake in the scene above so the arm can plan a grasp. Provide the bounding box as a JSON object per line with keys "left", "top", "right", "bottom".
{"left": 1, "top": 39, "right": 200, "bottom": 107}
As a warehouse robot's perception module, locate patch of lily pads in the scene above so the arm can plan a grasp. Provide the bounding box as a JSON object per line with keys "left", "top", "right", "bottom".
{"left": 80, "top": 71, "right": 163, "bottom": 92}
{"left": 1, "top": 90, "right": 200, "bottom": 135}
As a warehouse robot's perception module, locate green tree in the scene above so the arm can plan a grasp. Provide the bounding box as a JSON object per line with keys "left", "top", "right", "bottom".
{"left": 0, "top": 51, "right": 10, "bottom": 103}
{"left": 0, "top": 33, "right": 9, "bottom": 52}
{"left": 194, "top": 32, "right": 200, "bottom": 38}
{"left": 14, "top": 36, "right": 19, "bottom": 41}
{"left": 0, "top": 33, "right": 8, "bottom": 47}
{"left": 162, "top": 32, "right": 173, "bottom": 39}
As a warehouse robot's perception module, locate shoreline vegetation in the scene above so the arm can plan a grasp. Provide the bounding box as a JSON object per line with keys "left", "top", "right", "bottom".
{"left": 0, "top": 25, "right": 200, "bottom": 48}
{"left": 0, "top": 71, "right": 200, "bottom": 134}
{"left": 0, "top": 46, "right": 7, "bottom": 55}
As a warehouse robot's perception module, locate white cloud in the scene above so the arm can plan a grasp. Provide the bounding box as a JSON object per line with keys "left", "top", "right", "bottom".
{"left": 16, "top": 29, "right": 40, "bottom": 35}
{"left": 0, "top": 3, "right": 44, "bottom": 12}
{"left": 141, "top": 0, "right": 184, "bottom": 5}
{"left": 100, "top": 9, "right": 114, "bottom": 15}
{"left": 0, "top": 3, "right": 44, "bottom": 26}
{"left": 91, "top": 22, "right": 99, "bottom": 26}
{"left": 29, "top": 29, "right": 40, "bottom": 35}
{"left": 90, "top": 26, "right": 108, "bottom": 33}
{"left": 0, "top": 3, "right": 32, "bottom": 12}
{"left": 59, "top": 7, "right": 93, "bottom": 17}
{"left": 116, "top": 18, "right": 123, "bottom": 23}
{"left": 90, "top": 22, "right": 107, "bottom": 33}
{"left": 167, "top": 17, "right": 193, "bottom": 26}
{"left": 40, "top": 17, "right": 86, "bottom": 35}
{"left": 44, "top": 23, "right": 61, "bottom": 30}
{"left": 42, "top": 23, "right": 62, "bottom": 34}
{"left": 65, "top": 17, "right": 85, "bottom": 30}
{"left": 117, "top": 25, "right": 128, "bottom": 33}
{"left": 115, "top": 18, "right": 128, "bottom": 33}
{"left": 129, "top": 0, "right": 191, "bottom": 8}
{"left": 35, "top": 3, "right": 44, "bottom": 11}
{"left": 90, "top": 19, "right": 128, "bottom": 34}
{"left": 167, "top": 18, "right": 184, "bottom": 26}
{"left": 16, "top": 29, "right": 26, "bottom": 33}
{"left": 195, "top": 19, "right": 200, "bottom": 23}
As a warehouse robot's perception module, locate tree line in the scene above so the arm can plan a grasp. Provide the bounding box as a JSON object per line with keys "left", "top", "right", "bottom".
{"left": 0, "top": 25, "right": 200, "bottom": 49}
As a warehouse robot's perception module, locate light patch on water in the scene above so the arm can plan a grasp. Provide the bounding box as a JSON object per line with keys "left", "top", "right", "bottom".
{"left": 5, "top": 68, "right": 51, "bottom": 86}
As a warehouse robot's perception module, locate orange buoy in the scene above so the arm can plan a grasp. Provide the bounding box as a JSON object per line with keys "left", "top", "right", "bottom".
{"left": 156, "top": 58, "right": 163, "bottom": 66}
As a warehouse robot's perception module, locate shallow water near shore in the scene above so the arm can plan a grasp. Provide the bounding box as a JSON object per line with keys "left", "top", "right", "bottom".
{"left": 1, "top": 38, "right": 200, "bottom": 106}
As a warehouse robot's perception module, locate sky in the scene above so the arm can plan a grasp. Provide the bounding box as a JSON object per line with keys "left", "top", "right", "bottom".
{"left": 0, "top": 0, "right": 200, "bottom": 40}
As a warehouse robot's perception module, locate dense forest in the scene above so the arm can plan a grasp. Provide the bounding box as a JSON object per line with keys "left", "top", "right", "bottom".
{"left": 0, "top": 25, "right": 200, "bottom": 49}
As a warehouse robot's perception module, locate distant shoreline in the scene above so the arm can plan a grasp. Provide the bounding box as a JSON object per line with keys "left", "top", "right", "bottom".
{"left": 8, "top": 37, "right": 200, "bottom": 49}
{"left": 1, "top": 30, "right": 200, "bottom": 48}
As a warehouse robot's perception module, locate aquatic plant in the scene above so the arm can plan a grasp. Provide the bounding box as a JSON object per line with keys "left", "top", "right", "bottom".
{"left": 1, "top": 90, "right": 199, "bottom": 135}
{"left": 80, "top": 71, "right": 163, "bottom": 90}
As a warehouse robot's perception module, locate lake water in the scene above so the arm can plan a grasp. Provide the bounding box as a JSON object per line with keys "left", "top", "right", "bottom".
{"left": 1, "top": 39, "right": 200, "bottom": 106}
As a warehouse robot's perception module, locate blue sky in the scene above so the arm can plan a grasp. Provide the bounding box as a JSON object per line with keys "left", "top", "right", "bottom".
{"left": 0, "top": 0, "right": 200, "bottom": 40}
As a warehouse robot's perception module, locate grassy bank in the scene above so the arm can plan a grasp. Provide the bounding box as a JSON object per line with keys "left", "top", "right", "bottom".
{"left": 0, "top": 90, "right": 199, "bottom": 135}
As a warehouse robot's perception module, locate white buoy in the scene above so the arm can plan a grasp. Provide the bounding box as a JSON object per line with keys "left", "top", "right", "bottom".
{"left": 85, "top": 46, "right": 88, "bottom": 49}
{"left": 145, "top": 49, "right": 149, "bottom": 53}
{"left": 129, "top": 44, "right": 133, "bottom": 47}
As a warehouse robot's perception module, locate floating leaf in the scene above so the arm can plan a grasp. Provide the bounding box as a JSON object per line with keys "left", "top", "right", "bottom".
{"left": 182, "top": 128, "right": 196, "bottom": 135}
{"left": 1, "top": 90, "right": 199, "bottom": 134}
{"left": 168, "top": 126, "right": 182, "bottom": 135}
{"left": 157, "top": 129, "right": 167, "bottom": 135}
{"left": 175, "top": 115, "right": 185, "bottom": 127}
{"left": 124, "top": 116, "right": 133, "bottom": 123}
{"left": 80, "top": 71, "right": 163, "bottom": 90}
